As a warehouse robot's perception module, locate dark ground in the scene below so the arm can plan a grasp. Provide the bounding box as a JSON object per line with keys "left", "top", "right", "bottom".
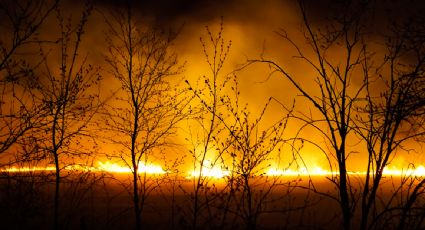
{"left": 0, "top": 172, "right": 418, "bottom": 230}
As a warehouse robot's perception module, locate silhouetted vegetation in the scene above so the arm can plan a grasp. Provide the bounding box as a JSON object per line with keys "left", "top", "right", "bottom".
{"left": 0, "top": 0, "right": 424, "bottom": 230}
{"left": 102, "top": 2, "right": 190, "bottom": 229}
{"left": 248, "top": 0, "right": 425, "bottom": 229}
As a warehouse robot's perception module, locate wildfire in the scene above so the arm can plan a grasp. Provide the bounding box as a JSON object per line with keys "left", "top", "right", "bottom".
{"left": 1, "top": 166, "right": 56, "bottom": 172}
{"left": 382, "top": 165, "right": 425, "bottom": 176}
{"left": 266, "top": 165, "right": 425, "bottom": 177}
{"left": 97, "top": 161, "right": 166, "bottom": 174}
{"left": 2, "top": 162, "right": 425, "bottom": 178}
{"left": 0, "top": 161, "right": 166, "bottom": 175}
{"left": 188, "top": 160, "right": 230, "bottom": 179}
{"left": 266, "top": 166, "right": 333, "bottom": 176}
{"left": 189, "top": 167, "right": 230, "bottom": 179}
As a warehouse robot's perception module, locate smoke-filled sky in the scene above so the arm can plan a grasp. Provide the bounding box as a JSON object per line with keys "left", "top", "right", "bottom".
{"left": 92, "top": 0, "right": 422, "bottom": 170}
{"left": 1, "top": 0, "right": 424, "bottom": 171}
{"left": 100, "top": 0, "right": 424, "bottom": 170}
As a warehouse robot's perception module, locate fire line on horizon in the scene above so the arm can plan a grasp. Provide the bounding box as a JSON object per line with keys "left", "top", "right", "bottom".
{"left": 3, "top": 162, "right": 425, "bottom": 178}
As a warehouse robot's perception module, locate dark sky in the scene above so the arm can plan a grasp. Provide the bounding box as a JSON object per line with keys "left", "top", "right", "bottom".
{"left": 94, "top": 0, "right": 425, "bottom": 27}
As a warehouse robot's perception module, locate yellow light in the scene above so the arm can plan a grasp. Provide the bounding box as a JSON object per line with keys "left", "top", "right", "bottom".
{"left": 188, "top": 160, "right": 230, "bottom": 179}
{"left": 97, "top": 161, "right": 132, "bottom": 173}
{"left": 0, "top": 166, "right": 56, "bottom": 172}
{"left": 0, "top": 161, "right": 166, "bottom": 175}
{"left": 266, "top": 165, "right": 425, "bottom": 177}
{"left": 383, "top": 165, "right": 425, "bottom": 176}
{"left": 266, "top": 166, "right": 335, "bottom": 176}
{"left": 3, "top": 163, "right": 425, "bottom": 177}
{"left": 97, "top": 161, "right": 165, "bottom": 174}
{"left": 139, "top": 163, "right": 166, "bottom": 174}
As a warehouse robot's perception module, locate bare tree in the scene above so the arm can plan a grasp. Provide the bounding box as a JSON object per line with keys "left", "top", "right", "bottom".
{"left": 219, "top": 84, "right": 291, "bottom": 230}
{"left": 27, "top": 3, "right": 101, "bottom": 229}
{"left": 247, "top": 1, "right": 371, "bottom": 229}
{"left": 0, "top": 0, "right": 59, "bottom": 156}
{"left": 185, "top": 21, "right": 299, "bottom": 230}
{"left": 0, "top": 0, "right": 59, "bottom": 79}
{"left": 356, "top": 18, "right": 425, "bottom": 230}
{"left": 103, "top": 3, "right": 189, "bottom": 230}
{"left": 247, "top": 1, "right": 425, "bottom": 229}
{"left": 184, "top": 22, "right": 232, "bottom": 229}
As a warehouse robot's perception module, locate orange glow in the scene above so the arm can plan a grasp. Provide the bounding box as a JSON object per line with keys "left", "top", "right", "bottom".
{"left": 266, "top": 166, "right": 333, "bottom": 176}
{"left": 0, "top": 166, "right": 56, "bottom": 172}
{"left": 97, "top": 161, "right": 166, "bottom": 174}
{"left": 3, "top": 162, "right": 425, "bottom": 178}
{"left": 0, "top": 161, "right": 166, "bottom": 175}
{"left": 266, "top": 165, "right": 425, "bottom": 177}
{"left": 188, "top": 160, "right": 230, "bottom": 179}
{"left": 382, "top": 165, "right": 425, "bottom": 176}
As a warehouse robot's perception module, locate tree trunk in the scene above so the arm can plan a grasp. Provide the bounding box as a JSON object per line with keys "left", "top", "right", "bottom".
{"left": 54, "top": 152, "right": 60, "bottom": 230}
{"left": 133, "top": 163, "right": 141, "bottom": 230}
{"left": 339, "top": 169, "right": 351, "bottom": 230}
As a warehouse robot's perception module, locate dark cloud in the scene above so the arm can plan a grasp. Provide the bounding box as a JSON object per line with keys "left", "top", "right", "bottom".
{"left": 95, "top": 0, "right": 235, "bottom": 24}
{"left": 91, "top": 0, "right": 425, "bottom": 34}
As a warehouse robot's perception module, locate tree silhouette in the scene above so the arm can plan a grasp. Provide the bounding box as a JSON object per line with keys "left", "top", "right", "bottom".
{"left": 219, "top": 83, "right": 291, "bottom": 230}
{"left": 103, "top": 3, "right": 189, "bottom": 229}
{"left": 248, "top": 1, "right": 425, "bottom": 229}
{"left": 0, "top": 1, "right": 424, "bottom": 229}
{"left": 0, "top": 0, "right": 58, "bottom": 157}
{"left": 356, "top": 18, "right": 425, "bottom": 230}
{"left": 185, "top": 21, "right": 297, "bottom": 230}
{"left": 27, "top": 3, "right": 101, "bottom": 229}
{"left": 184, "top": 22, "right": 232, "bottom": 229}
{"left": 249, "top": 1, "right": 369, "bottom": 228}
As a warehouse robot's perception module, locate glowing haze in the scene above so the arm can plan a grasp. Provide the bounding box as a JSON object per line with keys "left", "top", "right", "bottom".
{"left": 4, "top": 161, "right": 425, "bottom": 178}
{"left": 1, "top": 0, "right": 424, "bottom": 179}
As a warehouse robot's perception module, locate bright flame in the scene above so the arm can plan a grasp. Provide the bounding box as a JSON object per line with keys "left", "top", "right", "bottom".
{"left": 97, "top": 161, "right": 132, "bottom": 173}
{"left": 267, "top": 166, "right": 333, "bottom": 176}
{"left": 0, "top": 161, "right": 166, "bottom": 175}
{"left": 1, "top": 166, "right": 56, "bottom": 172}
{"left": 266, "top": 165, "right": 425, "bottom": 177}
{"left": 383, "top": 165, "right": 425, "bottom": 176}
{"left": 3, "top": 162, "right": 425, "bottom": 178}
{"left": 97, "top": 161, "right": 165, "bottom": 174}
{"left": 189, "top": 160, "right": 230, "bottom": 179}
